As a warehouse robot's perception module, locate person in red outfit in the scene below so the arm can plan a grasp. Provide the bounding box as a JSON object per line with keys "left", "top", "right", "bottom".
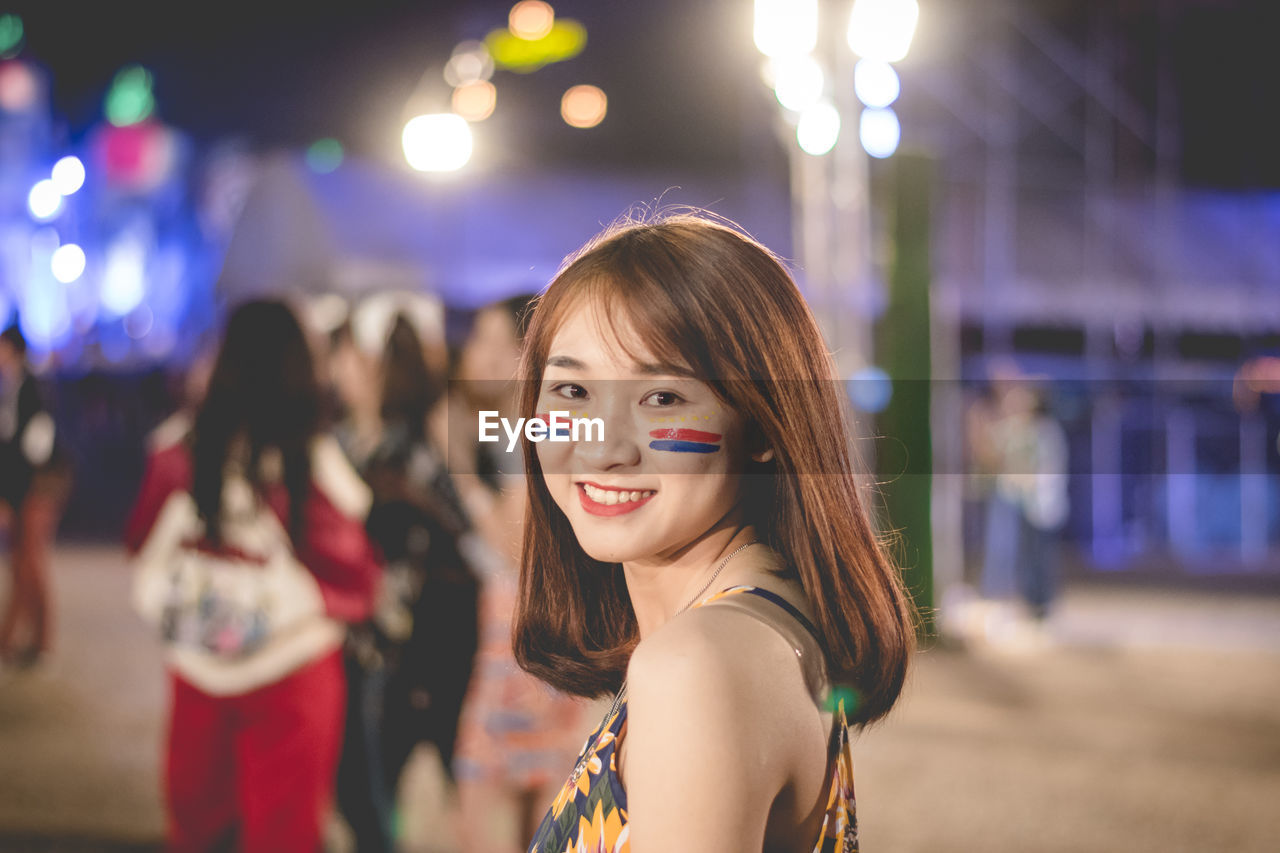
{"left": 125, "top": 300, "right": 381, "bottom": 853}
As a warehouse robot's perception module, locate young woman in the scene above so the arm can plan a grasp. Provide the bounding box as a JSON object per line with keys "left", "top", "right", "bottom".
{"left": 125, "top": 300, "right": 380, "bottom": 853}
{"left": 515, "top": 215, "right": 917, "bottom": 852}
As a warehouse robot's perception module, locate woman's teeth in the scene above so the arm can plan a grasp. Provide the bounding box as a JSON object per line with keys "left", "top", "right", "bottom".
{"left": 582, "top": 484, "right": 656, "bottom": 505}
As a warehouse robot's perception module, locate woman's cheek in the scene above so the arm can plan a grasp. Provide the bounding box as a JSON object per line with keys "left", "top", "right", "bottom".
{"left": 644, "top": 406, "right": 731, "bottom": 470}
{"left": 535, "top": 432, "right": 571, "bottom": 474}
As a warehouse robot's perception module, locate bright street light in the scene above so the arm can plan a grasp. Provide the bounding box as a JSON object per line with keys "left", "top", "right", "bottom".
{"left": 753, "top": 0, "right": 817, "bottom": 58}
{"left": 772, "top": 54, "right": 825, "bottom": 112}
{"left": 797, "top": 101, "right": 841, "bottom": 156}
{"left": 854, "top": 59, "right": 901, "bottom": 108}
{"left": 859, "top": 106, "right": 901, "bottom": 158}
{"left": 847, "top": 0, "right": 919, "bottom": 63}
{"left": 402, "top": 113, "right": 473, "bottom": 172}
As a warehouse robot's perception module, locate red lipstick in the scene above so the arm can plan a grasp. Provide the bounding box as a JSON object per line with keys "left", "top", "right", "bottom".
{"left": 576, "top": 482, "right": 657, "bottom": 517}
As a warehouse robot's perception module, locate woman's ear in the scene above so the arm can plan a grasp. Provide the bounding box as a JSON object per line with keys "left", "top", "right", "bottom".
{"left": 746, "top": 422, "right": 774, "bottom": 464}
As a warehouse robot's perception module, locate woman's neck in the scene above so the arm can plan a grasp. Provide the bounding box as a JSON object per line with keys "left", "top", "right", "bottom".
{"left": 623, "top": 525, "right": 763, "bottom": 639}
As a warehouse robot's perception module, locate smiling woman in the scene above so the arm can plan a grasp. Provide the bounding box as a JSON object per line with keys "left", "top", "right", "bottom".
{"left": 512, "top": 213, "right": 918, "bottom": 853}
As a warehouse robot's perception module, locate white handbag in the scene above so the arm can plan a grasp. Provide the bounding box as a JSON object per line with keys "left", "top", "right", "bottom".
{"left": 131, "top": 476, "right": 343, "bottom": 696}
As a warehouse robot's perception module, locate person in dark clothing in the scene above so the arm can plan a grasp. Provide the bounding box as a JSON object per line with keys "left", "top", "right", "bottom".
{"left": 329, "top": 307, "right": 480, "bottom": 853}
{"left": 0, "top": 323, "right": 66, "bottom": 668}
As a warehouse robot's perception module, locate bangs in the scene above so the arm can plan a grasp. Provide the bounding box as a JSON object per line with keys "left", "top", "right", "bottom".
{"left": 529, "top": 265, "right": 715, "bottom": 386}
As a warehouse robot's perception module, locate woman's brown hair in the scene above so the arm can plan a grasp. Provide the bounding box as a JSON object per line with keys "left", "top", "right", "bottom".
{"left": 512, "top": 213, "right": 916, "bottom": 725}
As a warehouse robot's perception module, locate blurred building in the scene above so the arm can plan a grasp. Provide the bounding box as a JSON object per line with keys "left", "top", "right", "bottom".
{"left": 898, "top": 0, "right": 1280, "bottom": 582}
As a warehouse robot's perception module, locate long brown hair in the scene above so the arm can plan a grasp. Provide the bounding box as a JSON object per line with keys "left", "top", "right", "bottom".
{"left": 512, "top": 213, "right": 916, "bottom": 725}
{"left": 193, "top": 300, "right": 319, "bottom": 546}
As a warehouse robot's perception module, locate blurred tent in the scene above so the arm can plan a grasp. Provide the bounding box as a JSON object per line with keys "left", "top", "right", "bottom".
{"left": 216, "top": 153, "right": 791, "bottom": 310}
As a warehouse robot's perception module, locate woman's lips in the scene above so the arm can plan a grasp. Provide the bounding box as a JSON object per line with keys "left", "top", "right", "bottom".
{"left": 576, "top": 482, "right": 657, "bottom": 517}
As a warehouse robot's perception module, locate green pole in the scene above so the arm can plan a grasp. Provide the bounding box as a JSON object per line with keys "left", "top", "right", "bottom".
{"left": 875, "top": 152, "right": 935, "bottom": 632}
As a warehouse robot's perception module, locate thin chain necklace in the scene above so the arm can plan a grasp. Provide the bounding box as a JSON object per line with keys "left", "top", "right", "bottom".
{"left": 568, "top": 539, "right": 761, "bottom": 787}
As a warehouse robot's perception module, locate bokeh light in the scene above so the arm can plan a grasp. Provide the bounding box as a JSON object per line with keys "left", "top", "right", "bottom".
{"left": 847, "top": 0, "right": 919, "bottom": 63}
{"left": 854, "top": 59, "right": 901, "bottom": 108}
{"left": 486, "top": 18, "right": 586, "bottom": 73}
{"left": 51, "top": 244, "right": 86, "bottom": 284}
{"left": 509, "top": 1, "right": 555, "bottom": 41}
{"left": 0, "top": 14, "right": 23, "bottom": 58}
{"left": 100, "top": 236, "right": 147, "bottom": 317}
{"left": 27, "top": 180, "right": 61, "bottom": 220}
{"left": 97, "top": 122, "right": 178, "bottom": 191}
{"left": 772, "top": 55, "right": 824, "bottom": 112}
{"left": 859, "top": 106, "right": 901, "bottom": 158}
{"left": 561, "top": 84, "right": 607, "bottom": 129}
{"left": 52, "top": 155, "right": 87, "bottom": 195}
{"left": 305, "top": 138, "right": 344, "bottom": 173}
{"left": 443, "top": 41, "right": 494, "bottom": 87}
{"left": 797, "top": 101, "right": 841, "bottom": 156}
{"left": 105, "top": 65, "right": 156, "bottom": 127}
{"left": 23, "top": 235, "right": 71, "bottom": 350}
{"left": 452, "top": 81, "right": 497, "bottom": 122}
{"left": 402, "top": 113, "right": 473, "bottom": 172}
{"left": 847, "top": 366, "right": 893, "bottom": 413}
{"left": 0, "top": 60, "right": 38, "bottom": 112}
{"left": 753, "top": 0, "right": 817, "bottom": 58}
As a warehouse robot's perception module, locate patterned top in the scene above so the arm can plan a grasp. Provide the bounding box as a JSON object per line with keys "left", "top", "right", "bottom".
{"left": 528, "top": 585, "right": 859, "bottom": 853}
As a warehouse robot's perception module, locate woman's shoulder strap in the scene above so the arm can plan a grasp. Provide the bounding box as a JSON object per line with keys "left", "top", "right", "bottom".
{"left": 697, "top": 585, "right": 822, "bottom": 644}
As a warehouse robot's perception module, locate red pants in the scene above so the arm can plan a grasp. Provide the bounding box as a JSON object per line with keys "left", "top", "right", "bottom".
{"left": 165, "top": 649, "right": 346, "bottom": 853}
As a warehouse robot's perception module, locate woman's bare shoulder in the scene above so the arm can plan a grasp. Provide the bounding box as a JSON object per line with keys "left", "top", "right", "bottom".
{"left": 628, "top": 597, "right": 820, "bottom": 731}
{"left": 622, "top": 603, "right": 813, "bottom": 848}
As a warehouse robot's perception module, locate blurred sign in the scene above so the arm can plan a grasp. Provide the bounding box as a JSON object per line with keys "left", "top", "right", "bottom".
{"left": 485, "top": 19, "right": 586, "bottom": 73}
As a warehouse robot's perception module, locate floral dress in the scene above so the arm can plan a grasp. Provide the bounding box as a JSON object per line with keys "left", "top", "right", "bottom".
{"left": 528, "top": 585, "right": 859, "bottom": 853}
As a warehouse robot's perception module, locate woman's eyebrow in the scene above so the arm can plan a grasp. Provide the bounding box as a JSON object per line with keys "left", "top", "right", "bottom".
{"left": 545, "top": 354, "right": 696, "bottom": 378}
{"left": 633, "top": 360, "right": 698, "bottom": 378}
{"left": 546, "top": 354, "right": 588, "bottom": 370}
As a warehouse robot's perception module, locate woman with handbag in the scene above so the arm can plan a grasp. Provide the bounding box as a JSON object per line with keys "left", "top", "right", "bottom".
{"left": 125, "top": 300, "right": 381, "bottom": 853}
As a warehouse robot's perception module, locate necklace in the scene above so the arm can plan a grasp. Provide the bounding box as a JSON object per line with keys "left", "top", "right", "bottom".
{"left": 567, "top": 539, "right": 761, "bottom": 787}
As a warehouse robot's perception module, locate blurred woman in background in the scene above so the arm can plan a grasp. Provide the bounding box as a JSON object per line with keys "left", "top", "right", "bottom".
{"left": 125, "top": 300, "right": 380, "bottom": 853}
{"left": 328, "top": 298, "right": 480, "bottom": 853}
{"left": 449, "top": 295, "right": 584, "bottom": 853}
{"left": 0, "top": 322, "right": 68, "bottom": 670}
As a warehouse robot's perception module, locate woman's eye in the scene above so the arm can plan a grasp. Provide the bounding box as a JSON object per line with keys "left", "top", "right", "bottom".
{"left": 642, "top": 390, "right": 684, "bottom": 407}
{"left": 550, "top": 383, "right": 588, "bottom": 400}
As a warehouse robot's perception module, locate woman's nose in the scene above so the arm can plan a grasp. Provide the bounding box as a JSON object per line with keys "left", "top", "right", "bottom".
{"left": 572, "top": 397, "right": 640, "bottom": 471}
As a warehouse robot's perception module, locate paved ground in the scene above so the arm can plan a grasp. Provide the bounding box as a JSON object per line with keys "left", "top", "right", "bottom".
{"left": 1, "top": 546, "right": 1278, "bottom": 852}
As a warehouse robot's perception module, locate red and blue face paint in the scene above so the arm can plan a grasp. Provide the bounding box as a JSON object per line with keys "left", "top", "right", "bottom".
{"left": 648, "top": 428, "right": 722, "bottom": 454}
{"left": 536, "top": 412, "right": 574, "bottom": 439}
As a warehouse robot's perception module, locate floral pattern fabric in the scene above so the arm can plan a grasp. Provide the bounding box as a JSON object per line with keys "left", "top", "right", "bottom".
{"left": 527, "top": 586, "right": 858, "bottom": 853}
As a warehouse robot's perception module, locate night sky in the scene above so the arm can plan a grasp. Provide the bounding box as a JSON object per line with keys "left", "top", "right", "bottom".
{"left": 6, "top": 0, "right": 770, "bottom": 174}
{"left": 6, "top": 0, "right": 1280, "bottom": 187}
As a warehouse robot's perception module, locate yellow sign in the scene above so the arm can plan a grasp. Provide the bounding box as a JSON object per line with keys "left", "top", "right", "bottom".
{"left": 486, "top": 19, "right": 586, "bottom": 73}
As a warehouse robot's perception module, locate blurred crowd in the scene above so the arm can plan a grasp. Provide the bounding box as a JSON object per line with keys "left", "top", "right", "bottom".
{"left": 78, "top": 292, "right": 584, "bottom": 853}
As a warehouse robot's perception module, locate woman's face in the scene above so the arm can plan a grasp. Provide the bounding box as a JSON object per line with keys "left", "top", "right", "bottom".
{"left": 536, "top": 301, "right": 751, "bottom": 565}
{"left": 460, "top": 307, "right": 521, "bottom": 383}
{"left": 329, "top": 339, "right": 378, "bottom": 415}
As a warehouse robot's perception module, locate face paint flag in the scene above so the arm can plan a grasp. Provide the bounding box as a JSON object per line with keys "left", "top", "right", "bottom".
{"left": 536, "top": 413, "right": 574, "bottom": 439}
{"left": 648, "top": 428, "right": 722, "bottom": 454}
